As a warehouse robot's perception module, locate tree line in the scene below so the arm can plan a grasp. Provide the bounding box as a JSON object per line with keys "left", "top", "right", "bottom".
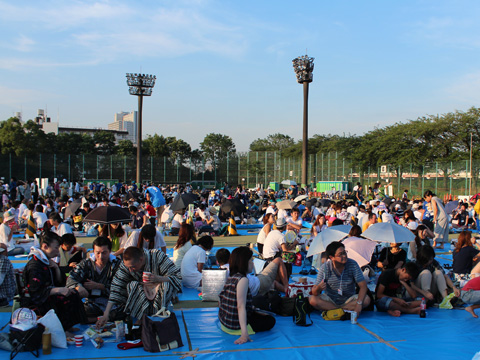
{"left": 1, "top": 106, "right": 479, "bottom": 172}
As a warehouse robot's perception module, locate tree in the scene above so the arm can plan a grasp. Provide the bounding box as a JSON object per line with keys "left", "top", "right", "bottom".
{"left": 165, "top": 137, "right": 192, "bottom": 164}
{"left": 93, "top": 131, "right": 116, "bottom": 155}
{"left": 249, "top": 133, "right": 294, "bottom": 152}
{"left": 143, "top": 134, "right": 169, "bottom": 158}
{"left": 0, "top": 117, "right": 26, "bottom": 155}
{"left": 200, "top": 133, "right": 236, "bottom": 163}
{"left": 116, "top": 140, "right": 136, "bottom": 156}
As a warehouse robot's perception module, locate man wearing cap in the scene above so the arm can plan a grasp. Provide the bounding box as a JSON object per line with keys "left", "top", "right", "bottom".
{"left": 60, "top": 179, "right": 69, "bottom": 198}
{"left": 263, "top": 218, "right": 291, "bottom": 262}
{"left": 265, "top": 200, "right": 277, "bottom": 217}
{"left": 0, "top": 209, "right": 24, "bottom": 256}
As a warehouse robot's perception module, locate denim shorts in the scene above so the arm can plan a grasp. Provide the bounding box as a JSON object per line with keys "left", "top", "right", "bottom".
{"left": 375, "top": 296, "right": 393, "bottom": 312}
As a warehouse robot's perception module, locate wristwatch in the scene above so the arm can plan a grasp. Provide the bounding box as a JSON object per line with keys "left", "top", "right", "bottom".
{"left": 356, "top": 300, "right": 363, "bottom": 305}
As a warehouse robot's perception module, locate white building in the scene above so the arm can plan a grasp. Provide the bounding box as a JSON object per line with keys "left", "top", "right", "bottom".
{"left": 108, "top": 111, "right": 137, "bottom": 144}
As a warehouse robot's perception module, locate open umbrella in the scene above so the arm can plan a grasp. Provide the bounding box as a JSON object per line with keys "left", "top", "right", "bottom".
{"left": 276, "top": 200, "right": 297, "bottom": 210}
{"left": 170, "top": 193, "right": 198, "bottom": 212}
{"left": 281, "top": 180, "right": 297, "bottom": 186}
{"left": 220, "top": 198, "right": 246, "bottom": 217}
{"left": 305, "top": 198, "right": 317, "bottom": 208}
{"left": 444, "top": 200, "right": 459, "bottom": 214}
{"left": 306, "top": 225, "right": 351, "bottom": 257}
{"left": 388, "top": 200, "right": 407, "bottom": 213}
{"left": 83, "top": 206, "right": 132, "bottom": 224}
{"left": 65, "top": 198, "right": 83, "bottom": 219}
{"left": 341, "top": 236, "right": 377, "bottom": 268}
{"left": 294, "top": 195, "right": 308, "bottom": 202}
{"left": 362, "top": 222, "right": 415, "bottom": 244}
{"left": 319, "top": 199, "right": 332, "bottom": 207}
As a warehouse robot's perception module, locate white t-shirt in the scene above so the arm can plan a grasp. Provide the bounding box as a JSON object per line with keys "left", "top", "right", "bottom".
{"left": 181, "top": 245, "right": 206, "bottom": 288}
{"left": 256, "top": 224, "right": 270, "bottom": 245}
{"left": 263, "top": 229, "right": 286, "bottom": 259}
{"left": 33, "top": 212, "right": 48, "bottom": 228}
{"left": 125, "top": 229, "right": 166, "bottom": 250}
{"left": 347, "top": 205, "right": 358, "bottom": 217}
{"left": 0, "top": 223, "right": 14, "bottom": 252}
{"left": 52, "top": 222, "right": 72, "bottom": 237}
{"left": 173, "top": 241, "right": 192, "bottom": 269}
{"left": 277, "top": 209, "right": 288, "bottom": 220}
{"left": 381, "top": 212, "right": 394, "bottom": 224}
{"left": 160, "top": 205, "right": 174, "bottom": 224}
{"left": 171, "top": 214, "right": 183, "bottom": 229}
{"left": 357, "top": 212, "right": 369, "bottom": 230}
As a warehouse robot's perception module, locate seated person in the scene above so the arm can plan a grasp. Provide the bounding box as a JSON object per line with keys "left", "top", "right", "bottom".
{"left": 218, "top": 247, "right": 275, "bottom": 344}
{"left": 377, "top": 243, "right": 406, "bottom": 270}
{"left": 0, "top": 208, "right": 24, "bottom": 256}
{"left": 96, "top": 246, "right": 181, "bottom": 327}
{"left": 362, "top": 213, "right": 377, "bottom": 232}
{"left": 46, "top": 212, "right": 73, "bottom": 237}
{"left": 413, "top": 245, "right": 460, "bottom": 304}
{"left": 54, "top": 233, "right": 87, "bottom": 276}
{"left": 453, "top": 230, "right": 480, "bottom": 277}
{"left": 263, "top": 218, "right": 295, "bottom": 262}
{"left": 375, "top": 262, "right": 422, "bottom": 316}
{"left": 23, "top": 231, "right": 87, "bottom": 331}
{"left": 216, "top": 248, "right": 289, "bottom": 295}
{"left": 67, "top": 236, "right": 122, "bottom": 323}
{"left": 33, "top": 204, "right": 48, "bottom": 230}
{"left": 172, "top": 223, "right": 196, "bottom": 269}
{"left": 129, "top": 205, "right": 147, "bottom": 229}
{"left": 124, "top": 224, "right": 167, "bottom": 253}
{"left": 459, "top": 276, "right": 480, "bottom": 318}
{"left": 0, "top": 243, "right": 15, "bottom": 307}
{"left": 181, "top": 236, "right": 214, "bottom": 289}
{"left": 99, "top": 223, "right": 128, "bottom": 256}
{"left": 309, "top": 241, "right": 370, "bottom": 318}
{"left": 286, "top": 208, "right": 302, "bottom": 234}
{"left": 453, "top": 203, "right": 469, "bottom": 229}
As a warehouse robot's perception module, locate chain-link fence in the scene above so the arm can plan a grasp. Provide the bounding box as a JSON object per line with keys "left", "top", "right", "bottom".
{"left": 1, "top": 152, "right": 478, "bottom": 197}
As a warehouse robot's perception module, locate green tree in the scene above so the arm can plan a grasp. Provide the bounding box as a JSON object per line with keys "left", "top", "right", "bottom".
{"left": 93, "top": 131, "right": 116, "bottom": 155}
{"left": 143, "top": 134, "right": 169, "bottom": 158}
{"left": 200, "top": 133, "right": 236, "bottom": 163}
{"left": 116, "top": 140, "right": 136, "bottom": 156}
{"left": 249, "top": 133, "right": 294, "bottom": 152}
{"left": 0, "top": 117, "right": 26, "bottom": 155}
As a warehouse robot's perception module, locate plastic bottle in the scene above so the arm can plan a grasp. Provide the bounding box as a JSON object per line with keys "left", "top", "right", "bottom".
{"left": 125, "top": 314, "right": 133, "bottom": 340}
{"left": 294, "top": 252, "right": 302, "bottom": 266}
{"left": 42, "top": 327, "right": 52, "bottom": 355}
{"left": 420, "top": 297, "right": 426, "bottom": 318}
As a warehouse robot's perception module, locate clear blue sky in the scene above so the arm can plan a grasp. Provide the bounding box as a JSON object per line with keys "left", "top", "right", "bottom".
{"left": 1, "top": 0, "right": 480, "bottom": 152}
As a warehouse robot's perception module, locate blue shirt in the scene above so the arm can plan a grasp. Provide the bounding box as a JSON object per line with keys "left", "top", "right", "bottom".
{"left": 145, "top": 186, "right": 166, "bottom": 207}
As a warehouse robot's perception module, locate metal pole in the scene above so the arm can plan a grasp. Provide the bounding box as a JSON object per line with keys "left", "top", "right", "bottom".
{"left": 450, "top": 161, "right": 453, "bottom": 196}
{"left": 136, "top": 94, "right": 143, "bottom": 184}
{"left": 247, "top": 153, "right": 250, "bottom": 188}
{"left": 398, "top": 165, "right": 401, "bottom": 195}
{"left": 227, "top": 151, "right": 230, "bottom": 184}
{"left": 124, "top": 156, "right": 126, "bottom": 182}
{"left": 39, "top": 154, "right": 41, "bottom": 179}
{"left": 111, "top": 155, "right": 113, "bottom": 181}
{"left": 24, "top": 155, "right": 26, "bottom": 181}
{"left": 164, "top": 157, "right": 166, "bottom": 183}
{"left": 265, "top": 152, "right": 268, "bottom": 187}
{"left": 335, "top": 151, "right": 338, "bottom": 181}
{"left": 328, "top": 153, "right": 330, "bottom": 181}
{"left": 83, "top": 155, "right": 85, "bottom": 180}
{"left": 321, "top": 153, "right": 324, "bottom": 181}
{"left": 470, "top": 133, "right": 473, "bottom": 195}
{"left": 54, "top": 154, "right": 56, "bottom": 179}
{"left": 315, "top": 153, "right": 318, "bottom": 183}
{"left": 255, "top": 152, "right": 258, "bottom": 186}
{"left": 409, "top": 164, "right": 412, "bottom": 195}
{"left": 68, "top": 154, "right": 70, "bottom": 181}
{"left": 151, "top": 156, "right": 153, "bottom": 184}
{"left": 96, "top": 155, "right": 99, "bottom": 180}
{"left": 302, "top": 82, "right": 309, "bottom": 188}
{"left": 9, "top": 153, "right": 11, "bottom": 180}
{"left": 190, "top": 157, "right": 192, "bottom": 183}
{"left": 466, "top": 160, "right": 469, "bottom": 196}
{"left": 422, "top": 166, "right": 424, "bottom": 195}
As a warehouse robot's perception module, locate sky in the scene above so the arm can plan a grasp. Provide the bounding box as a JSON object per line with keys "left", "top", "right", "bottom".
{"left": 1, "top": 0, "right": 480, "bottom": 152}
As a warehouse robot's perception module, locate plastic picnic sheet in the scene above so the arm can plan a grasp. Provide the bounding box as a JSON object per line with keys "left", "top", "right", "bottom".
{"left": 2, "top": 306, "right": 479, "bottom": 360}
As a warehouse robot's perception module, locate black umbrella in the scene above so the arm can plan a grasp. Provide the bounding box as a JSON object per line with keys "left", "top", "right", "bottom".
{"left": 388, "top": 200, "right": 407, "bottom": 213}
{"left": 220, "top": 198, "right": 246, "bottom": 217}
{"left": 170, "top": 193, "right": 198, "bottom": 212}
{"left": 83, "top": 206, "right": 132, "bottom": 224}
{"left": 319, "top": 199, "right": 332, "bottom": 207}
{"left": 65, "top": 198, "right": 83, "bottom": 218}
{"left": 306, "top": 198, "right": 317, "bottom": 208}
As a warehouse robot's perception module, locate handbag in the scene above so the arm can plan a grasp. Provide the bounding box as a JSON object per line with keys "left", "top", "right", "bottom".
{"left": 141, "top": 308, "right": 183, "bottom": 353}
{"left": 201, "top": 269, "right": 228, "bottom": 302}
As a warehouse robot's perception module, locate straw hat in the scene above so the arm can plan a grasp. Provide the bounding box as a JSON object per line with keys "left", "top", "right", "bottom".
{"left": 3, "top": 208, "right": 16, "bottom": 222}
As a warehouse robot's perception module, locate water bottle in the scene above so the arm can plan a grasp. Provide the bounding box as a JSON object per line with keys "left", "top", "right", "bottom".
{"left": 42, "top": 327, "right": 52, "bottom": 355}
{"left": 420, "top": 297, "right": 426, "bottom": 318}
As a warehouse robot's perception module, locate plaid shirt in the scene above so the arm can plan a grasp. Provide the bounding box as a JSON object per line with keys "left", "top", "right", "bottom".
{"left": 218, "top": 273, "right": 252, "bottom": 330}
{"left": 0, "top": 256, "right": 15, "bottom": 301}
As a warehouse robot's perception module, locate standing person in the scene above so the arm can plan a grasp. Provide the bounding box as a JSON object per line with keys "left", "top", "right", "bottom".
{"left": 423, "top": 190, "right": 448, "bottom": 249}
{"left": 218, "top": 246, "right": 275, "bottom": 344}
{"left": 31, "top": 180, "right": 39, "bottom": 204}
{"left": 144, "top": 185, "right": 165, "bottom": 226}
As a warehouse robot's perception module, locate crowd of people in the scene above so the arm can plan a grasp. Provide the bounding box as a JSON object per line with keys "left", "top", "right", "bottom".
{"left": 1, "top": 178, "right": 480, "bottom": 346}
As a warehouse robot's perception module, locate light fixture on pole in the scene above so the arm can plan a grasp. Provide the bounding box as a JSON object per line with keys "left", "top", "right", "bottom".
{"left": 292, "top": 55, "right": 314, "bottom": 189}
{"left": 126, "top": 73, "right": 156, "bottom": 184}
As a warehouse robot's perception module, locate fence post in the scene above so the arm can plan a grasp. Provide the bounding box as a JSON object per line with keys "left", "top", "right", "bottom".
{"left": 435, "top": 162, "right": 438, "bottom": 195}
{"left": 111, "top": 155, "right": 113, "bottom": 181}
{"left": 177, "top": 158, "right": 180, "bottom": 183}
{"left": 24, "top": 155, "right": 26, "bottom": 181}
{"left": 265, "top": 152, "right": 268, "bottom": 187}
{"left": 409, "top": 164, "right": 412, "bottom": 195}
{"left": 397, "top": 165, "right": 401, "bottom": 195}
{"left": 68, "top": 154, "right": 71, "bottom": 181}
{"left": 227, "top": 151, "right": 230, "bottom": 184}
{"left": 422, "top": 166, "right": 425, "bottom": 195}
{"left": 335, "top": 151, "right": 338, "bottom": 181}
{"left": 247, "top": 153, "right": 250, "bottom": 188}
{"left": 238, "top": 154, "right": 240, "bottom": 186}
{"left": 124, "top": 156, "right": 126, "bottom": 182}
{"left": 450, "top": 161, "right": 453, "bottom": 195}
{"left": 328, "top": 153, "right": 330, "bottom": 181}
{"left": 255, "top": 152, "right": 258, "bottom": 186}
{"left": 83, "top": 155, "right": 85, "bottom": 179}
{"left": 150, "top": 156, "right": 153, "bottom": 184}
{"left": 190, "top": 157, "right": 192, "bottom": 183}
{"left": 315, "top": 153, "right": 318, "bottom": 183}
{"left": 39, "top": 154, "right": 41, "bottom": 179}
{"left": 54, "top": 154, "right": 56, "bottom": 179}
{"left": 465, "top": 160, "right": 469, "bottom": 196}
{"left": 321, "top": 153, "right": 324, "bottom": 181}
{"left": 163, "top": 157, "right": 166, "bottom": 183}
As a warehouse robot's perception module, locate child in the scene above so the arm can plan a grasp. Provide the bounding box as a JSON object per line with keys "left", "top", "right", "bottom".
{"left": 375, "top": 262, "right": 422, "bottom": 317}
{"left": 55, "top": 233, "right": 86, "bottom": 276}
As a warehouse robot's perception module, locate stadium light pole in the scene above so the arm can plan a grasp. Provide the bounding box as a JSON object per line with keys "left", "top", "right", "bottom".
{"left": 126, "top": 73, "right": 156, "bottom": 185}
{"left": 292, "top": 55, "right": 314, "bottom": 189}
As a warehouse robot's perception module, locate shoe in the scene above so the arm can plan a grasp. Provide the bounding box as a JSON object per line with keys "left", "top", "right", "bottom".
{"left": 309, "top": 269, "right": 317, "bottom": 275}
{"left": 299, "top": 270, "right": 309, "bottom": 275}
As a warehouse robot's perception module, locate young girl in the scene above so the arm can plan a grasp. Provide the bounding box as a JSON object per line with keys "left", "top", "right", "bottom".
{"left": 218, "top": 247, "right": 275, "bottom": 344}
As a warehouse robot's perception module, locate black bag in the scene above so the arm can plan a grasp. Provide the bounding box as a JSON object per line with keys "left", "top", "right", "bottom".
{"left": 9, "top": 324, "right": 45, "bottom": 359}
{"left": 141, "top": 309, "right": 183, "bottom": 353}
{"left": 293, "top": 293, "right": 313, "bottom": 327}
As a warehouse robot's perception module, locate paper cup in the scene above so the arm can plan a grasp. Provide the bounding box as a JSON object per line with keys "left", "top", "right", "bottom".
{"left": 74, "top": 335, "right": 83, "bottom": 347}
{"left": 143, "top": 271, "right": 152, "bottom": 282}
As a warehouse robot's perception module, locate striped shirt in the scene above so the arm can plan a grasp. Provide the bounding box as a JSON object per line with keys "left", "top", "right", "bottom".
{"left": 0, "top": 256, "right": 15, "bottom": 301}
{"left": 315, "top": 258, "right": 364, "bottom": 305}
{"left": 218, "top": 273, "right": 252, "bottom": 330}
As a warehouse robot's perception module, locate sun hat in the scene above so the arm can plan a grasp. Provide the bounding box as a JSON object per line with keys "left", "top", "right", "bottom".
{"left": 276, "top": 218, "right": 287, "bottom": 228}
{"left": 3, "top": 208, "right": 16, "bottom": 222}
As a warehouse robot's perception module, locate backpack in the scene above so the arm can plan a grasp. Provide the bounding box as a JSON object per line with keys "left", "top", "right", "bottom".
{"left": 293, "top": 293, "right": 313, "bottom": 327}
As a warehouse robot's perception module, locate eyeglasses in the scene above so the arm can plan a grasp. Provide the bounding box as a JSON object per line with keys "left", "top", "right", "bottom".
{"left": 335, "top": 251, "right": 348, "bottom": 257}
